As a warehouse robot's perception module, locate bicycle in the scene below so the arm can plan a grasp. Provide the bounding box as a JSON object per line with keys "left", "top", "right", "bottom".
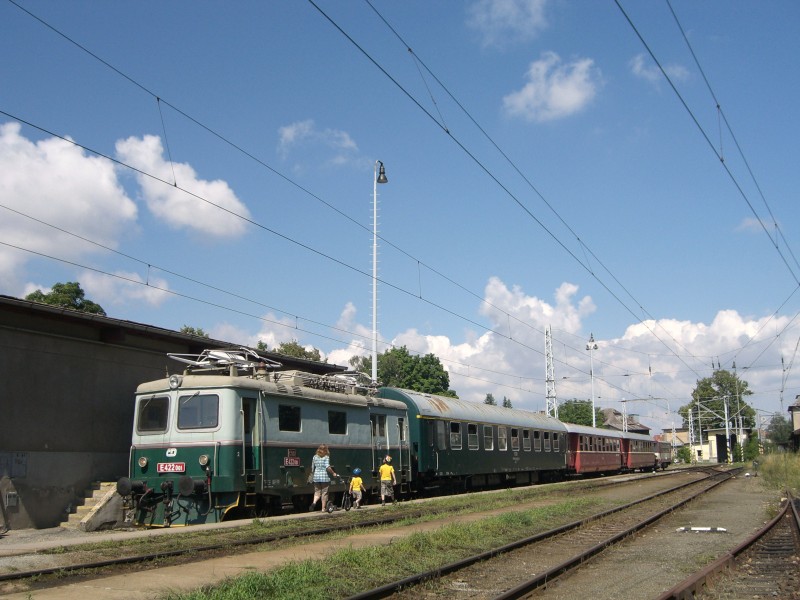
{"left": 326, "top": 477, "right": 353, "bottom": 513}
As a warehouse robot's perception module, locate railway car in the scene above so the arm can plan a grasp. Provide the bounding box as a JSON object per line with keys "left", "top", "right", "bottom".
{"left": 621, "top": 431, "right": 661, "bottom": 472}
{"left": 379, "top": 388, "right": 568, "bottom": 492}
{"left": 657, "top": 441, "right": 673, "bottom": 470}
{"left": 563, "top": 423, "right": 624, "bottom": 474}
{"left": 117, "top": 348, "right": 409, "bottom": 526}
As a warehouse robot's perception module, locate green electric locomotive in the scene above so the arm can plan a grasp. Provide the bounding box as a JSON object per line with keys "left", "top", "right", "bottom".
{"left": 117, "top": 348, "right": 409, "bottom": 526}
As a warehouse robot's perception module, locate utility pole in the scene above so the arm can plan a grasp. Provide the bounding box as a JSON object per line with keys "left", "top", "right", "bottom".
{"left": 545, "top": 325, "right": 557, "bottom": 418}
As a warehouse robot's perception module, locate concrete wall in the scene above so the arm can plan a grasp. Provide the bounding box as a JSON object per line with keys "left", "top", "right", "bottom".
{"left": 0, "top": 296, "right": 342, "bottom": 529}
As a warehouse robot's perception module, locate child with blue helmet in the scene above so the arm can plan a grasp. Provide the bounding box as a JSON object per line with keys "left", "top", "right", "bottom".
{"left": 349, "top": 467, "right": 366, "bottom": 509}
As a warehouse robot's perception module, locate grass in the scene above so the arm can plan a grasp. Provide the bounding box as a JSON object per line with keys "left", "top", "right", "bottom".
{"left": 161, "top": 499, "right": 592, "bottom": 600}
{"left": 756, "top": 452, "right": 800, "bottom": 495}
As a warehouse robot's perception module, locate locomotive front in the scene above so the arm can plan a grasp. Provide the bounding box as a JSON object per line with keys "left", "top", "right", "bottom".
{"left": 117, "top": 372, "right": 250, "bottom": 526}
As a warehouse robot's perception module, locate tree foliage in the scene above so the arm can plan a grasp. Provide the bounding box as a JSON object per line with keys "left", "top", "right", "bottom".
{"left": 484, "top": 393, "right": 497, "bottom": 406}
{"left": 180, "top": 325, "right": 210, "bottom": 338}
{"left": 502, "top": 396, "right": 513, "bottom": 408}
{"left": 558, "top": 399, "right": 601, "bottom": 426}
{"left": 766, "top": 414, "right": 793, "bottom": 446}
{"left": 678, "top": 369, "right": 755, "bottom": 429}
{"left": 274, "top": 340, "right": 323, "bottom": 362}
{"left": 350, "top": 346, "right": 457, "bottom": 397}
{"left": 25, "top": 281, "right": 106, "bottom": 316}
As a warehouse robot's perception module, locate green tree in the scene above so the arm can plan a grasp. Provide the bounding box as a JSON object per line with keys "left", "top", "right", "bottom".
{"left": 678, "top": 369, "right": 755, "bottom": 429}
{"left": 351, "top": 346, "right": 457, "bottom": 397}
{"left": 766, "top": 414, "right": 792, "bottom": 447}
{"left": 25, "top": 281, "right": 106, "bottom": 316}
{"left": 256, "top": 341, "right": 269, "bottom": 351}
{"left": 484, "top": 393, "right": 497, "bottom": 406}
{"left": 557, "top": 399, "right": 601, "bottom": 426}
{"left": 502, "top": 396, "right": 513, "bottom": 408}
{"left": 180, "top": 326, "right": 210, "bottom": 338}
{"left": 676, "top": 446, "right": 692, "bottom": 464}
{"left": 275, "top": 340, "right": 323, "bottom": 362}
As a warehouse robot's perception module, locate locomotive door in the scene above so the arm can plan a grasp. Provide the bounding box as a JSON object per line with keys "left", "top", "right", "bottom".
{"left": 370, "top": 413, "right": 387, "bottom": 471}
{"left": 241, "top": 397, "right": 260, "bottom": 472}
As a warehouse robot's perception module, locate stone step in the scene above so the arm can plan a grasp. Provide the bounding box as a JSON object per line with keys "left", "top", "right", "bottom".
{"left": 62, "top": 482, "right": 116, "bottom": 529}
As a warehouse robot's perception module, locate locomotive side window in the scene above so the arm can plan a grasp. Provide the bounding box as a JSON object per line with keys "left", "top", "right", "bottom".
{"left": 511, "top": 428, "right": 520, "bottom": 451}
{"left": 278, "top": 404, "right": 301, "bottom": 432}
{"left": 371, "top": 414, "right": 386, "bottom": 437}
{"left": 178, "top": 394, "right": 219, "bottom": 429}
{"left": 467, "top": 423, "right": 479, "bottom": 450}
{"left": 328, "top": 410, "right": 347, "bottom": 435}
{"left": 544, "top": 431, "right": 551, "bottom": 451}
{"left": 498, "top": 426, "right": 508, "bottom": 451}
{"left": 483, "top": 425, "right": 494, "bottom": 450}
{"left": 450, "top": 422, "right": 462, "bottom": 450}
{"left": 534, "top": 430, "right": 541, "bottom": 451}
{"left": 523, "top": 429, "right": 531, "bottom": 451}
{"left": 137, "top": 396, "right": 169, "bottom": 433}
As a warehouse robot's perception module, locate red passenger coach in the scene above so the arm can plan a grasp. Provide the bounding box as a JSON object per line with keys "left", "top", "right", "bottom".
{"left": 563, "top": 424, "right": 624, "bottom": 474}
{"left": 622, "top": 432, "right": 660, "bottom": 472}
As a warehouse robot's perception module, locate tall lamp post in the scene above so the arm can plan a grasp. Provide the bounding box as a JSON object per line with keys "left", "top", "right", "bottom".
{"left": 372, "top": 160, "right": 388, "bottom": 385}
{"left": 586, "top": 333, "right": 598, "bottom": 427}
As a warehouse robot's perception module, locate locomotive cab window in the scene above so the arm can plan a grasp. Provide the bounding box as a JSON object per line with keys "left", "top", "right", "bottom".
{"left": 450, "top": 421, "right": 462, "bottom": 450}
{"left": 137, "top": 396, "right": 169, "bottom": 433}
{"left": 178, "top": 393, "right": 219, "bottom": 429}
{"left": 328, "top": 410, "right": 347, "bottom": 435}
{"left": 278, "top": 404, "right": 301, "bottom": 432}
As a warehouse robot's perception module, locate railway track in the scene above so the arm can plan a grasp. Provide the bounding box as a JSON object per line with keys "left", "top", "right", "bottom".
{"left": 0, "top": 469, "right": 696, "bottom": 594}
{"left": 349, "top": 467, "right": 738, "bottom": 600}
{"left": 658, "top": 492, "right": 800, "bottom": 600}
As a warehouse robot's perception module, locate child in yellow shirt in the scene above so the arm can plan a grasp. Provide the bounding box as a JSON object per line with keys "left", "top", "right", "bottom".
{"left": 349, "top": 467, "right": 366, "bottom": 509}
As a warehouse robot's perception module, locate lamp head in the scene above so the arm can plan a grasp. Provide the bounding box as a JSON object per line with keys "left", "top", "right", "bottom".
{"left": 376, "top": 161, "right": 388, "bottom": 184}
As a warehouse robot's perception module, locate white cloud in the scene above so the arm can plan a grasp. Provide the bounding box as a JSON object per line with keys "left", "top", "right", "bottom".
{"left": 630, "top": 53, "right": 689, "bottom": 86}
{"left": 115, "top": 134, "right": 250, "bottom": 238}
{"left": 467, "top": 0, "right": 548, "bottom": 49}
{"left": 80, "top": 269, "right": 171, "bottom": 308}
{"left": 503, "top": 52, "right": 600, "bottom": 122}
{"left": 277, "top": 119, "right": 360, "bottom": 168}
{"left": 0, "top": 121, "right": 138, "bottom": 294}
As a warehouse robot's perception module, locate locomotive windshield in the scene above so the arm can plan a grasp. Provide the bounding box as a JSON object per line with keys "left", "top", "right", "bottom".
{"left": 177, "top": 393, "right": 219, "bottom": 429}
{"left": 137, "top": 396, "right": 169, "bottom": 433}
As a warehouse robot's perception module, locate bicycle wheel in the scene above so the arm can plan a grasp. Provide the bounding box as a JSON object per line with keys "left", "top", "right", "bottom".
{"left": 343, "top": 493, "right": 352, "bottom": 511}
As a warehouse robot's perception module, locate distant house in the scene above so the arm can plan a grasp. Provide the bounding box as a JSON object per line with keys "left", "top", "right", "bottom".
{"left": 599, "top": 407, "right": 651, "bottom": 435}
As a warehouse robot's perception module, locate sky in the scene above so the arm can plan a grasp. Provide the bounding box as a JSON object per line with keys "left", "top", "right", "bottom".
{"left": 2, "top": 0, "right": 800, "bottom": 436}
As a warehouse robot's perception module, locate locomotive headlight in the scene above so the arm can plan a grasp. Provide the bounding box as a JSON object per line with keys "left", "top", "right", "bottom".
{"left": 138, "top": 456, "right": 149, "bottom": 468}
{"left": 198, "top": 454, "right": 210, "bottom": 466}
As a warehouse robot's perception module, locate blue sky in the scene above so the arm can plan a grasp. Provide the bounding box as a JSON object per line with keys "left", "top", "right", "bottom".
{"left": 2, "top": 0, "right": 799, "bottom": 435}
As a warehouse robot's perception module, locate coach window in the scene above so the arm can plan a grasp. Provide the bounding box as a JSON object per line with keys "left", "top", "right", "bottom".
{"left": 178, "top": 393, "right": 219, "bottom": 429}
{"left": 544, "top": 431, "right": 551, "bottom": 451}
{"left": 511, "top": 428, "right": 520, "bottom": 451}
{"left": 553, "top": 432, "right": 560, "bottom": 451}
{"left": 278, "top": 404, "right": 301, "bottom": 432}
{"left": 534, "top": 430, "right": 542, "bottom": 451}
{"left": 450, "top": 422, "right": 462, "bottom": 450}
{"left": 328, "top": 410, "right": 347, "bottom": 435}
{"left": 137, "top": 396, "right": 169, "bottom": 433}
{"left": 467, "top": 423, "right": 479, "bottom": 450}
{"left": 498, "top": 426, "right": 508, "bottom": 451}
{"left": 436, "top": 420, "right": 447, "bottom": 449}
{"left": 523, "top": 429, "right": 531, "bottom": 451}
{"left": 483, "top": 425, "right": 494, "bottom": 450}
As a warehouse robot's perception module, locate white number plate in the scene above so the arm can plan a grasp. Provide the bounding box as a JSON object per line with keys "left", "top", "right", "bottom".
{"left": 157, "top": 462, "right": 186, "bottom": 473}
